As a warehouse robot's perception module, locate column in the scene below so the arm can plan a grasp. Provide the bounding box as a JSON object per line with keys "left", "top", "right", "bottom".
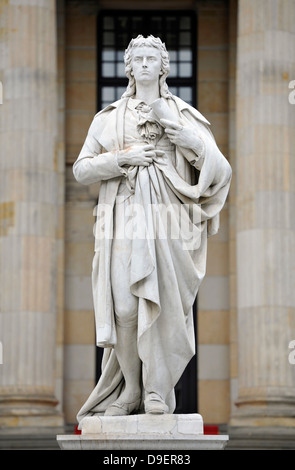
{"left": 232, "top": 0, "right": 295, "bottom": 426}
{"left": 0, "top": 0, "right": 63, "bottom": 428}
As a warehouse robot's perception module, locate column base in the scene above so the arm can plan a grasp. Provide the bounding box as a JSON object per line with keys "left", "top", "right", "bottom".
{"left": 228, "top": 398, "right": 295, "bottom": 448}
{"left": 230, "top": 414, "right": 295, "bottom": 428}
{"left": 0, "top": 395, "right": 64, "bottom": 429}
{"left": 230, "top": 397, "right": 295, "bottom": 428}
{"left": 228, "top": 426, "right": 295, "bottom": 450}
{"left": 57, "top": 414, "right": 229, "bottom": 450}
{"left": 0, "top": 414, "right": 64, "bottom": 429}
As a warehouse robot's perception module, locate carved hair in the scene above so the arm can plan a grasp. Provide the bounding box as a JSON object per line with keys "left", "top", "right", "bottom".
{"left": 121, "top": 35, "right": 173, "bottom": 99}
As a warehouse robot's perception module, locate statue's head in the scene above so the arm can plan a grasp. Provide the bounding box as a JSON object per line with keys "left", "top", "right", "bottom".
{"left": 122, "top": 35, "right": 172, "bottom": 99}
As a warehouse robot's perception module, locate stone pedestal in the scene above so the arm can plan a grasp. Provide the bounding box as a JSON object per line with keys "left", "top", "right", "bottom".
{"left": 57, "top": 414, "right": 229, "bottom": 450}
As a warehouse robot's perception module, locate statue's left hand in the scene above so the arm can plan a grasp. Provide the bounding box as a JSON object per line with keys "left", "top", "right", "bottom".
{"left": 161, "top": 119, "right": 201, "bottom": 150}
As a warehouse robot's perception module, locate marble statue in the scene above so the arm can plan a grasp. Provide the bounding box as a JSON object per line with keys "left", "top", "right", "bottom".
{"left": 73, "top": 35, "right": 231, "bottom": 423}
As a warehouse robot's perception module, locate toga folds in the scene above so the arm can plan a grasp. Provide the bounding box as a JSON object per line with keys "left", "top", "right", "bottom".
{"left": 73, "top": 95, "right": 232, "bottom": 423}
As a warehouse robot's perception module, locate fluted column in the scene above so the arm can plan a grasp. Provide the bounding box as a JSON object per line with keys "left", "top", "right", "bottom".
{"left": 232, "top": 0, "right": 295, "bottom": 426}
{"left": 0, "top": 0, "right": 63, "bottom": 428}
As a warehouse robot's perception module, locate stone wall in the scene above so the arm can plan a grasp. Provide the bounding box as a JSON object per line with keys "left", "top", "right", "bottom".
{"left": 196, "top": 0, "right": 232, "bottom": 424}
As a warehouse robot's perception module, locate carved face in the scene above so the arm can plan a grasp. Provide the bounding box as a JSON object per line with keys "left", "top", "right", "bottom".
{"left": 131, "top": 46, "right": 162, "bottom": 85}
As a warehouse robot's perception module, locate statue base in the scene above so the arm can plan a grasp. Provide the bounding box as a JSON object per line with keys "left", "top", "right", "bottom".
{"left": 57, "top": 414, "right": 228, "bottom": 450}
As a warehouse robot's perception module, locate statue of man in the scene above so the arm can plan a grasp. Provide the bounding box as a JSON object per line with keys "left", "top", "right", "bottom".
{"left": 73, "top": 35, "right": 231, "bottom": 422}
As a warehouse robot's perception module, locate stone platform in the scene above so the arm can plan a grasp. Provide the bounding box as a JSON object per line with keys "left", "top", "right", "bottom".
{"left": 57, "top": 414, "right": 228, "bottom": 450}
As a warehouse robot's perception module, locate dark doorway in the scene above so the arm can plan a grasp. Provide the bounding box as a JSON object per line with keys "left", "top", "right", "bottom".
{"left": 97, "top": 10, "right": 197, "bottom": 109}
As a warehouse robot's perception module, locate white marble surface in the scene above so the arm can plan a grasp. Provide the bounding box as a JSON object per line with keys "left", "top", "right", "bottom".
{"left": 73, "top": 36, "right": 231, "bottom": 422}
{"left": 57, "top": 414, "right": 229, "bottom": 450}
{"left": 80, "top": 413, "right": 204, "bottom": 436}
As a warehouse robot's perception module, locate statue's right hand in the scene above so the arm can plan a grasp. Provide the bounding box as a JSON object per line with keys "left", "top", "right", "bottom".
{"left": 117, "top": 144, "right": 156, "bottom": 167}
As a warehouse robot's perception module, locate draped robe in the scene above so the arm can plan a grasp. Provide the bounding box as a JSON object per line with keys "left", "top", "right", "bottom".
{"left": 73, "top": 96, "right": 232, "bottom": 423}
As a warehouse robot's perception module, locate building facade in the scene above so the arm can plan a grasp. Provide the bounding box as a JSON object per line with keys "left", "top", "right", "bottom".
{"left": 0, "top": 0, "right": 295, "bottom": 449}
